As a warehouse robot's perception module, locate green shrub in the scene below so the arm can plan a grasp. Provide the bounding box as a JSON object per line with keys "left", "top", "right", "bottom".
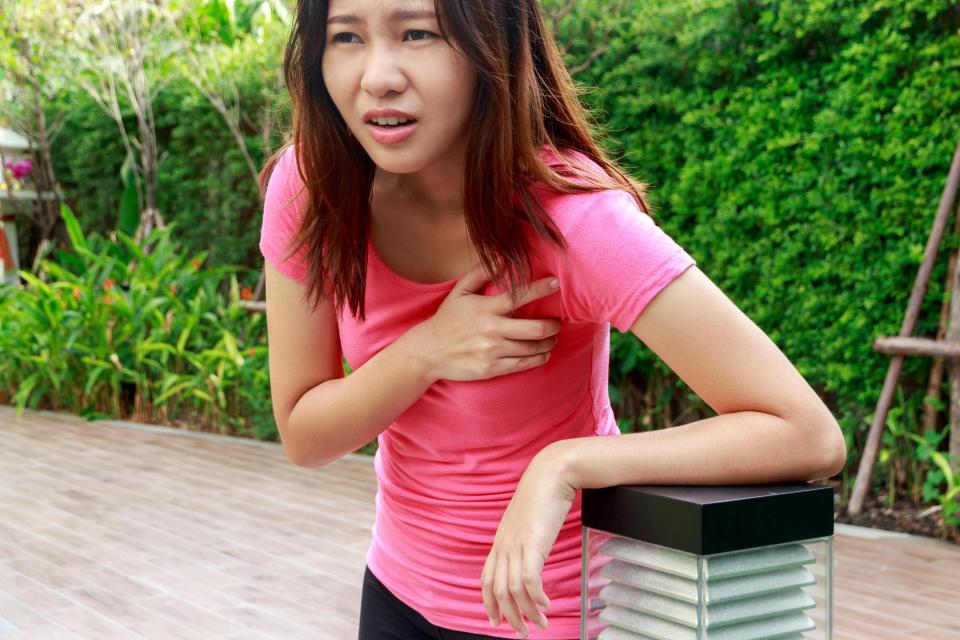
{"left": 0, "top": 204, "right": 275, "bottom": 439}
{"left": 47, "top": 18, "right": 291, "bottom": 277}
{"left": 561, "top": 0, "right": 960, "bottom": 502}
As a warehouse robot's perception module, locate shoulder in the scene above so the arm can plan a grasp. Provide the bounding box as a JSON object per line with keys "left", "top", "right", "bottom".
{"left": 263, "top": 145, "right": 309, "bottom": 225}
{"left": 530, "top": 191, "right": 644, "bottom": 246}
{"left": 260, "top": 145, "right": 311, "bottom": 280}
{"left": 265, "top": 145, "right": 305, "bottom": 199}
{"left": 529, "top": 145, "right": 645, "bottom": 232}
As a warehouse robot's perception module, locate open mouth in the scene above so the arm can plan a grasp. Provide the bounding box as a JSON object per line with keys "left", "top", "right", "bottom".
{"left": 364, "top": 118, "right": 419, "bottom": 144}
{"left": 367, "top": 119, "right": 418, "bottom": 128}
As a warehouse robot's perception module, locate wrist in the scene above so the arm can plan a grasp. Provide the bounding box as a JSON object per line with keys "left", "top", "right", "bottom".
{"left": 400, "top": 320, "right": 441, "bottom": 386}
{"left": 541, "top": 438, "right": 584, "bottom": 490}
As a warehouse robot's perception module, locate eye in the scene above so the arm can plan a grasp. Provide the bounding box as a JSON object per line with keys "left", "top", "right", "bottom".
{"left": 403, "top": 29, "right": 435, "bottom": 42}
{"left": 331, "top": 32, "right": 360, "bottom": 44}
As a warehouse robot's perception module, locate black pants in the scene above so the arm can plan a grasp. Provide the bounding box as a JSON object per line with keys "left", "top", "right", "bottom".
{"left": 358, "top": 565, "right": 574, "bottom": 640}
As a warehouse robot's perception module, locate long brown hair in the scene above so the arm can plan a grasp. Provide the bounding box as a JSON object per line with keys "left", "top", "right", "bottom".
{"left": 259, "top": 0, "right": 651, "bottom": 322}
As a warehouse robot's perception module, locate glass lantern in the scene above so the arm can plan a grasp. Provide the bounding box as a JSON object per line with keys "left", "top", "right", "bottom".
{"left": 580, "top": 483, "right": 834, "bottom": 640}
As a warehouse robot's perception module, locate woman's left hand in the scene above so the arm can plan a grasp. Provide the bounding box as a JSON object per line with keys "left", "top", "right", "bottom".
{"left": 481, "top": 445, "right": 577, "bottom": 638}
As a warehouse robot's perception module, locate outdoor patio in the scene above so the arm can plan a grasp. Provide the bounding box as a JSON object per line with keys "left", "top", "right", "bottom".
{"left": 1, "top": 404, "right": 958, "bottom": 639}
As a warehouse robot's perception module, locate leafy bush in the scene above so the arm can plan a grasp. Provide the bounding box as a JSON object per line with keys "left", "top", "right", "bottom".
{"left": 47, "top": 17, "right": 291, "bottom": 276}
{"left": 0, "top": 204, "right": 275, "bottom": 439}
{"left": 558, "top": 0, "right": 960, "bottom": 503}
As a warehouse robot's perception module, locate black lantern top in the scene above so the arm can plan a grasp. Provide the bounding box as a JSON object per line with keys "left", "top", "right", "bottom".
{"left": 581, "top": 483, "right": 834, "bottom": 555}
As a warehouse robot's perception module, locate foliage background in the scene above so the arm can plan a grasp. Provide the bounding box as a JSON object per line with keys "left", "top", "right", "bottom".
{"left": 570, "top": 0, "right": 960, "bottom": 475}
{"left": 3, "top": 0, "right": 960, "bottom": 507}
{"left": 45, "top": 16, "right": 290, "bottom": 273}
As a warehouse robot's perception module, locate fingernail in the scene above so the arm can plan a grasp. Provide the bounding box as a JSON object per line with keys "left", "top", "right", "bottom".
{"left": 488, "top": 617, "right": 496, "bottom": 627}
{"left": 549, "top": 277, "right": 559, "bottom": 289}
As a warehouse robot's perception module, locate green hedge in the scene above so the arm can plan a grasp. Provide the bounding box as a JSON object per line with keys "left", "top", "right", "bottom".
{"left": 565, "top": 1, "right": 960, "bottom": 457}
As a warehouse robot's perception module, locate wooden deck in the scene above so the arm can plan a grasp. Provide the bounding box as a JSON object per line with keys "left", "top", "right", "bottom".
{"left": 1, "top": 405, "right": 958, "bottom": 639}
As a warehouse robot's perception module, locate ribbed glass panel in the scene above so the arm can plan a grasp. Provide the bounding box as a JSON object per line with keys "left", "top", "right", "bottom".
{"left": 583, "top": 531, "right": 833, "bottom": 640}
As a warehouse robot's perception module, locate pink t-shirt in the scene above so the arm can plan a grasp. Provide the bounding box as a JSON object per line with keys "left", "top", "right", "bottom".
{"left": 259, "top": 145, "right": 696, "bottom": 638}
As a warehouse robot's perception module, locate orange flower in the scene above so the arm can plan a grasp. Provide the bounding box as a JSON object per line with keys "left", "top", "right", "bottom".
{"left": 170, "top": 283, "right": 178, "bottom": 295}
{"left": 103, "top": 278, "right": 115, "bottom": 291}
{"left": 240, "top": 286, "right": 253, "bottom": 300}
{"left": 246, "top": 347, "right": 256, "bottom": 357}
{"left": 103, "top": 294, "right": 112, "bottom": 305}
{"left": 72, "top": 287, "right": 81, "bottom": 301}
{"left": 191, "top": 258, "right": 203, "bottom": 269}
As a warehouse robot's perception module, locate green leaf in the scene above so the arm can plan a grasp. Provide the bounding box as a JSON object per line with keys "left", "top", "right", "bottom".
{"left": 60, "top": 202, "right": 88, "bottom": 253}
{"left": 83, "top": 366, "right": 109, "bottom": 396}
{"left": 12, "top": 372, "right": 41, "bottom": 414}
{"left": 155, "top": 379, "right": 195, "bottom": 404}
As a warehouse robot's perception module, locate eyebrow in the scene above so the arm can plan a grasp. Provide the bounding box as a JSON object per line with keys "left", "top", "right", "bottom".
{"left": 327, "top": 9, "right": 438, "bottom": 25}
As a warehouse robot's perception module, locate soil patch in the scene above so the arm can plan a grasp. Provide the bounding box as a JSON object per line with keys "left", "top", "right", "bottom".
{"left": 827, "top": 479, "right": 959, "bottom": 545}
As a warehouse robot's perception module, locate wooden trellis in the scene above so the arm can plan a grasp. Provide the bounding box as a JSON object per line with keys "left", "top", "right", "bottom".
{"left": 849, "top": 137, "right": 960, "bottom": 516}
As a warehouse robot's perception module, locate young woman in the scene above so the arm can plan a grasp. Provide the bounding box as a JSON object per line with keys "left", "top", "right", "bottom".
{"left": 257, "top": 1, "right": 847, "bottom": 638}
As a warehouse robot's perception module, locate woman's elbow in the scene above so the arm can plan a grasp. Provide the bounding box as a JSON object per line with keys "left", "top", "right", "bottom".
{"left": 810, "top": 417, "right": 847, "bottom": 480}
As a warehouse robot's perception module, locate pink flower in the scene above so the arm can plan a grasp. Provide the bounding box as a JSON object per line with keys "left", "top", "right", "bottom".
{"left": 3, "top": 159, "right": 33, "bottom": 180}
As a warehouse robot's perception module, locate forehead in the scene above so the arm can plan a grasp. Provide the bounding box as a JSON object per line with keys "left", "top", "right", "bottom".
{"left": 326, "top": 0, "right": 436, "bottom": 20}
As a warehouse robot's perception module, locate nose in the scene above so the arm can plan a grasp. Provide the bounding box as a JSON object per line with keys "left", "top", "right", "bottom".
{"left": 359, "top": 42, "right": 407, "bottom": 97}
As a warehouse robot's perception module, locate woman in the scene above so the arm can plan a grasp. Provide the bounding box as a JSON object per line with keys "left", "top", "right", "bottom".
{"left": 257, "top": 1, "right": 847, "bottom": 638}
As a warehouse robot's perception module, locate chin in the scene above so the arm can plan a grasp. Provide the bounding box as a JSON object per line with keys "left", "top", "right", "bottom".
{"left": 364, "top": 148, "right": 428, "bottom": 174}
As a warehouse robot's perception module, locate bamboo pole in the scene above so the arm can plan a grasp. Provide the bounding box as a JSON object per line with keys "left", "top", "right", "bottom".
{"left": 923, "top": 236, "right": 956, "bottom": 436}
{"left": 949, "top": 234, "right": 960, "bottom": 475}
{"left": 874, "top": 336, "right": 960, "bottom": 358}
{"left": 850, "top": 136, "right": 960, "bottom": 515}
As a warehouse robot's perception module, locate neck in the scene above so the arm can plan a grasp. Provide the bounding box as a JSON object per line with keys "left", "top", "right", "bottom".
{"left": 375, "top": 145, "right": 467, "bottom": 222}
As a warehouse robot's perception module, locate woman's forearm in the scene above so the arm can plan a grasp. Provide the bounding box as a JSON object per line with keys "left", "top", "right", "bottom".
{"left": 285, "top": 322, "right": 436, "bottom": 468}
{"left": 549, "top": 411, "right": 846, "bottom": 490}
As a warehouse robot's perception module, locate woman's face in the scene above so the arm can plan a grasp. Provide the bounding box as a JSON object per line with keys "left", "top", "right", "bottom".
{"left": 322, "top": 0, "right": 479, "bottom": 176}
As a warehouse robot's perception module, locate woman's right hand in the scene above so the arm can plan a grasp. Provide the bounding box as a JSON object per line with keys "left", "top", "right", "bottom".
{"left": 411, "top": 261, "right": 562, "bottom": 383}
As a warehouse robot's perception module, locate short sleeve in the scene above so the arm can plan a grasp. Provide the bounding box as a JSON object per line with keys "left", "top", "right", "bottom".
{"left": 259, "top": 146, "right": 310, "bottom": 283}
{"left": 556, "top": 189, "right": 697, "bottom": 332}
